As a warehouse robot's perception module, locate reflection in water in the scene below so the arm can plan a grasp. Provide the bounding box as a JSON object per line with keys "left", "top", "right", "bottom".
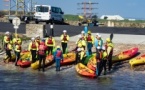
{"left": 0, "top": 64, "right": 145, "bottom": 89}
{"left": 97, "top": 76, "right": 113, "bottom": 85}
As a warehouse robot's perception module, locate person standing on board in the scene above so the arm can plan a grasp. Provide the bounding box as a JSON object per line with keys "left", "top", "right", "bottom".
{"left": 45, "top": 35, "right": 55, "bottom": 55}
{"left": 53, "top": 46, "right": 63, "bottom": 71}
{"left": 105, "top": 38, "right": 114, "bottom": 71}
{"left": 28, "top": 38, "right": 38, "bottom": 63}
{"left": 38, "top": 41, "right": 47, "bottom": 72}
{"left": 86, "top": 31, "right": 94, "bottom": 55}
{"left": 14, "top": 41, "right": 22, "bottom": 66}
{"left": 60, "top": 30, "right": 69, "bottom": 54}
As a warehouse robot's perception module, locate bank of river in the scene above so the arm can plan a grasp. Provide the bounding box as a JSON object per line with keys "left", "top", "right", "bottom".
{"left": 0, "top": 42, "right": 145, "bottom": 89}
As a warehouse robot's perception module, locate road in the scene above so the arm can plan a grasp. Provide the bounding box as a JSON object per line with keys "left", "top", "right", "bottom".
{"left": 0, "top": 22, "right": 145, "bottom": 36}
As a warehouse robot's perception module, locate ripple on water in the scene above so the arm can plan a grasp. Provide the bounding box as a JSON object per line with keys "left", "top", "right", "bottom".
{"left": 0, "top": 64, "right": 145, "bottom": 89}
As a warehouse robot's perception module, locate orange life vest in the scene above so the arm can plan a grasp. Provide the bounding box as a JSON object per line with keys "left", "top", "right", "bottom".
{"left": 31, "top": 43, "right": 37, "bottom": 49}
{"left": 38, "top": 45, "right": 46, "bottom": 55}
{"left": 63, "top": 35, "right": 67, "bottom": 41}
{"left": 6, "top": 36, "right": 10, "bottom": 41}
{"left": 17, "top": 45, "right": 21, "bottom": 50}
{"left": 47, "top": 39, "right": 53, "bottom": 44}
{"left": 87, "top": 36, "right": 92, "bottom": 41}
{"left": 56, "top": 50, "right": 62, "bottom": 57}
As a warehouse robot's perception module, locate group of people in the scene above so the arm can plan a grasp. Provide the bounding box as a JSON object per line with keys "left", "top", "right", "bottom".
{"left": 3, "top": 29, "right": 114, "bottom": 76}
{"left": 3, "top": 31, "right": 22, "bottom": 66}
{"left": 3, "top": 30, "right": 69, "bottom": 72}
{"left": 73, "top": 30, "right": 114, "bottom": 76}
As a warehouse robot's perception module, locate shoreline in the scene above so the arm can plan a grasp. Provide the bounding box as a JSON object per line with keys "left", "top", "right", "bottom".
{"left": 0, "top": 40, "right": 145, "bottom": 71}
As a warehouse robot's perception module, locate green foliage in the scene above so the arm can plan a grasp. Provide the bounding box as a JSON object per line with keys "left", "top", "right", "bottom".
{"left": 64, "top": 14, "right": 79, "bottom": 21}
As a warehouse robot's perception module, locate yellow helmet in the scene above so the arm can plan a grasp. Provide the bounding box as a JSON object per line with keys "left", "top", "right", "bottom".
{"left": 106, "top": 38, "right": 111, "bottom": 42}
{"left": 88, "top": 30, "right": 91, "bottom": 34}
{"left": 57, "top": 46, "right": 60, "bottom": 49}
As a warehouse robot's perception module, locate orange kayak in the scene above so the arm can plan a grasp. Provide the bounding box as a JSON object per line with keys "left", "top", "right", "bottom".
{"left": 87, "top": 55, "right": 97, "bottom": 71}
{"left": 76, "top": 63, "right": 96, "bottom": 78}
{"left": 60, "top": 52, "right": 76, "bottom": 66}
{"left": 129, "top": 54, "right": 145, "bottom": 67}
{"left": 112, "top": 47, "right": 138, "bottom": 63}
{"left": 17, "top": 60, "right": 31, "bottom": 68}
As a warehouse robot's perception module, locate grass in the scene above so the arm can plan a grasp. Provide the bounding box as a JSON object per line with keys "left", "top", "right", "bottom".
{"left": 64, "top": 14, "right": 79, "bottom": 21}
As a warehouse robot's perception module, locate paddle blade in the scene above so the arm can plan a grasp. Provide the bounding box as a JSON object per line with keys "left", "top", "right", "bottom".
{"left": 110, "top": 33, "right": 114, "bottom": 41}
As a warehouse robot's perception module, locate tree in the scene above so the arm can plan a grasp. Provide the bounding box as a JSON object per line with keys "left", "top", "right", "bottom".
{"left": 104, "top": 16, "right": 108, "bottom": 20}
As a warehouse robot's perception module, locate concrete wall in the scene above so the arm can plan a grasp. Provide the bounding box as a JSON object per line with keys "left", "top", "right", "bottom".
{"left": 106, "top": 21, "right": 145, "bottom": 28}
{"left": 26, "top": 24, "right": 45, "bottom": 38}
{"left": 66, "top": 20, "right": 145, "bottom": 28}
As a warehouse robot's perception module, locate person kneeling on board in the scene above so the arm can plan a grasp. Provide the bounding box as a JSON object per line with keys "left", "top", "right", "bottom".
{"left": 14, "top": 42, "right": 22, "bottom": 66}
{"left": 54, "top": 46, "right": 63, "bottom": 71}
{"left": 38, "top": 41, "right": 47, "bottom": 72}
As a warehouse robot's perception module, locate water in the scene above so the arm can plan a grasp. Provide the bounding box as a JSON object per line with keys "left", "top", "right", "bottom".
{"left": 0, "top": 62, "right": 145, "bottom": 90}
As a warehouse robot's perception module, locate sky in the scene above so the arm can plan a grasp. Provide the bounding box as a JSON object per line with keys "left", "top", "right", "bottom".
{"left": 1, "top": 0, "right": 145, "bottom": 19}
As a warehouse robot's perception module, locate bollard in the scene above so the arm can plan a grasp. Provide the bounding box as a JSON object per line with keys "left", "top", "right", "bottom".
{"left": 50, "top": 24, "right": 54, "bottom": 37}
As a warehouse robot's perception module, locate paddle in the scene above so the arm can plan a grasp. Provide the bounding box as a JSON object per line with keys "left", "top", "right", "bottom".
{"left": 110, "top": 33, "right": 114, "bottom": 41}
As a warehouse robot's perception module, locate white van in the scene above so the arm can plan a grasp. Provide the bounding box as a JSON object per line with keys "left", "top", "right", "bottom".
{"left": 34, "top": 5, "right": 64, "bottom": 24}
